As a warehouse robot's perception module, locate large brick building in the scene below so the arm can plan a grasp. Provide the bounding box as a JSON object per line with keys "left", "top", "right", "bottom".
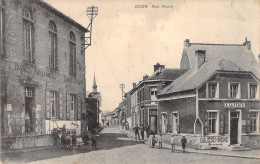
{"left": 130, "top": 63, "right": 186, "bottom": 133}
{"left": 158, "top": 39, "right": 260, "bottom": 149}
{"left": 1, "top": 0, "right": 88, "bottom": 149}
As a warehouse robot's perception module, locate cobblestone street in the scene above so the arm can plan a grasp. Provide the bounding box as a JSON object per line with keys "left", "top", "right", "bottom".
{"left": 2, "top": 127, "right": 259, "bottom": 164}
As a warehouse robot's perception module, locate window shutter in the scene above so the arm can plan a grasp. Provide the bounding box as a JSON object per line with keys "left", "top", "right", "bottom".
{"left": 78, "top": 96, "right": 81, "bottom": 120}
{"left": 204, "top": 113, "right": 208, "bottom": 135}
{"left": 246, "top": 113, "right": 251, "bottom": 133}
{"left": 46, "top": 91, "right": 50, "bottom": 119}
{"left": 158, "top": 113, "right": 162, "bottom": 133}
{"left": 168, "top": 113, "right": 173, "bottom": 133}
{"left": 66, "top": 94, "right": 70, "bottom": 120}
{"left": 220, "top": 113, "right": 225, "bottom": 134}
{"left": 59, "top": 94, "right": 63, "bottom": 120}
{"left": 177, "top": 113, "right": 180, "bottom": 134}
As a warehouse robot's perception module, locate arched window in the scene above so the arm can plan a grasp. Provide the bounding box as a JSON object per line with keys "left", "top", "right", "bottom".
{"left": 23, "top": 8, "right": 34, "bottom": 63}
{"left": 69, "top": 31, "right": 76, "bottom": 75}
{"left": 49, "top": 20, "right": 57, "bottom": 69}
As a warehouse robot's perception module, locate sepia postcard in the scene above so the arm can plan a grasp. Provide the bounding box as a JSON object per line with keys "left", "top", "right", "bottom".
{"left": 0, "top": 0, "right": 260, "bottom": 163}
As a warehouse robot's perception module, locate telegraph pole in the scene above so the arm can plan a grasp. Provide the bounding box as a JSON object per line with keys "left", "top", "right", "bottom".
{"left": 119, "top": 84, "right": 125, "bottom": 100}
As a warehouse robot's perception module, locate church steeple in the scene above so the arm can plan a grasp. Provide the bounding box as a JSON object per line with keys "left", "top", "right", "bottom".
{"left": 92, "top": 73, "right": 97, "bottom": 93}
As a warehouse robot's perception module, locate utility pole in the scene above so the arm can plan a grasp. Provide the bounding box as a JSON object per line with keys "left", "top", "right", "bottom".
{"left": 119, "top": 84, "right": 125, "bottom": 100}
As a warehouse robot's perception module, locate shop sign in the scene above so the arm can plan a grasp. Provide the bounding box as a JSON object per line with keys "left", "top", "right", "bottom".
{"left": 200, "top": 136, "right": 229, "bottom": 144}
{"left": 150, "top": 110, "right": 157, "bottom": 115}
{"left": 224, "top": 102, "right": 245, "bottom": 108}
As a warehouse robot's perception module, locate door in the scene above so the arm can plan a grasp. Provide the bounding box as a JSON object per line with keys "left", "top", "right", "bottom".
{"left": 230, "top": 112, "right": 239, "bottom": 145}
{"left": 172, "top": 113, "right": 178, "bottom": 134}
{"left": 162, "top": 113, "right": 168, "bottom": 133}
{"left": 25, "top": 87, "right": 35, "bottom": 132}
{"left": 149, "top": 115, "right": 157, "bottom": 134}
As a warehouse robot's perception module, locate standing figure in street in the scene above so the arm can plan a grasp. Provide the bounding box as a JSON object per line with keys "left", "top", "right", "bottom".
{"left": 25, "top": 112, "right": 30, "bottom": 136}
{"left": 181, "top": 135, "right": 187, "bottom": 153}
{"left": 140, "top": 124, "right": 145, "bottom": 140}
{"left": 148, "top": 131, "right": 153, "bottom": 147}
{"left": 152, "top": 134, "right": 157, "bottom": 148}
{"left": 145, "top": 123, "right": 150, "bottom": 138}
{"left": 170, "top": 133, "right": 176, "bottom": 152}
{"left": 91, "top": 133, "right": 97, "bottom": 149}
{"left": 158, "top": 132, "right": 162, "bottom": 149}
{"left": 134, "top": 124, "right": 140, "bottom": 141}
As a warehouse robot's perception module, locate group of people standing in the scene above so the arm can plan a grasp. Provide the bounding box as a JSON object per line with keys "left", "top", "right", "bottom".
{"left": 133, "top": 124, "right": 187, "bottom": 153}
{"left": 133, "top": 124, "right": 150, "bottom": 140}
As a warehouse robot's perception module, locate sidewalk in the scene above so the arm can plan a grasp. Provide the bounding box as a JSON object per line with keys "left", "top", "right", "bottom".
{"left": 119, "top": 128, "right": 260, "bottom": 159}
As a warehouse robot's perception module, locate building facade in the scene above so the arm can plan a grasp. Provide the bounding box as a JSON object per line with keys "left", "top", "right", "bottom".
{"left": 1, "top": 0, "right": 88, "bottom": 149}
{"left": 130, "top": 63, "right": 186, "bottom": 133}
{"left": 158, "top": 39, "right": 260, "bottom": 149}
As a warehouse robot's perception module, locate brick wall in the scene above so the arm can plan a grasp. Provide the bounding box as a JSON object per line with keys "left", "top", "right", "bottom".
{"left": 3, "top": 0, "right": 86, "bottom": 135}
{"left": 158, "top": 97, "right": 196, "bottom": 134}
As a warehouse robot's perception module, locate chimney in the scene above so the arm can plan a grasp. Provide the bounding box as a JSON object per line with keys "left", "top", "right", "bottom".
{"left": 154, "top": 62, "right": 165, "bottom": 73}
{"left": 143, "top": 75, "right": 149, "bottom": 80}
{"left": 243, "top": 37, "right": 251, "bottom": 50}
{"left": 132, "top": 83, "right": 136, "bottom": 88}
{"left": 195, "top": 50, "right": 206, "bottom": 69}
{"left": 184, "top": 39, "right": 190, "bottom": 47}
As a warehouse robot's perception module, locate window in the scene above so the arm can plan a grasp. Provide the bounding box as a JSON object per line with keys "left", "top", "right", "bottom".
{"left": 25, "top": 87, "right": 33, "bottom": 97}
{"left": 0, "top": 1, "right": 4, "bottom": 56}
{"left": 70, "top": 94, "right": 77, "bottom": 119}
{"left": 69, "top": 32, "right": 76, "bottom": 75}
{"left": 207, "top": 82, "right": 219, "bottom": 98}
{"left": 197, "top": 50, "right": 206, "bottom": 68}
{"left": 249, "top": 84, "right": 258, "bottom": 99}
{"left": 208, "top": 112, "right": 217, "bottom": 134}
{"left": 150, "top": 87, "right": 157, "bottom": 101}
{"left": 229, "top": 83, "right": 240, "bottom": 99}
{"left": 50, "top": 91, "right": 59, "bottom": 118}
{"left": 249, "top": 112, "right": 257, "bottom": 132}
{"left": 49, "top": 21, "right": 57, "bottom": 69}
{"left": 23, "top": 8, "right": 34, "bottom": 63}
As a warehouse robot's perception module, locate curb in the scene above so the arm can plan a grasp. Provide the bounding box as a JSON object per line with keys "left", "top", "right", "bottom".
{"left": 119, "top": 128, "right": 260, "bottom": 160}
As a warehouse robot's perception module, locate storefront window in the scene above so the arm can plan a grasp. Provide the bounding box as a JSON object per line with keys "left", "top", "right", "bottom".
{"left": 249, "top": 112, "right": 257, "bottom": 132}
{"left": 208, "top": 112, "right": 217, "bottom": 133}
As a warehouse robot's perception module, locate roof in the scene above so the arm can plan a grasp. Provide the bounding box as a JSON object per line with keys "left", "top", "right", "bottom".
{"left": 147, "top": 69, "right": 187, "bottom": 81}
{"left": 37, "top": 0, "right": 88, "bottom": 32}
{"left": 159, "top": 58, "right": 253, "bottom": 95}
{"left": 184, "top": 43, "right": 260, "bottom": 79}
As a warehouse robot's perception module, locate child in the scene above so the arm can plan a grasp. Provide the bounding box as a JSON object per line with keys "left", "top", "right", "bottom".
{"left": 152, "top": 134, "right": 157, "bottom": 148}
{"left": 158, "top": 133, "right": 162, "bottom": 149}
{"left": 91, "top": 133, "right": 97, "bottom": 149}
{"left": 170, "top": 133, "right": 176, "bottom": 152}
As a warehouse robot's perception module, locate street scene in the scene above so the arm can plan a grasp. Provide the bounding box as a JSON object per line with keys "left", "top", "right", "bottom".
{"left": 2, "top": 127, "right": 260, "bottom": 164}
{"left": 1, "top": 0, "right": 260, "bottom": 164}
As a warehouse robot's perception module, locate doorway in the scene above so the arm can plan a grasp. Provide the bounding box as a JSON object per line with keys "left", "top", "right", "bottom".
{"left": 149, "top": 115, "right": 157, "bottom": 134}
{"left": 24, "top": 87, "right": 36, "bottom": 132}
{"left": 230, "top": 111, "right": 239, "bottom": 145}
{"left": 162, "top": 113, "right": 168, "bottom": 133}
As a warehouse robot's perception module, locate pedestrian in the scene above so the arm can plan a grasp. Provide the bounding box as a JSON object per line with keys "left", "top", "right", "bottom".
{"left": 152, "top": 134, "right": 157, "bottom": 148}
{"left": 158, "top": 132, "right": 162, "bottom": 149}
{"left": 148, "top": 131, "right": 153, "bottom": 147}
{"left": 134, "top": 124, "right": 140, "bottom": 141}
{"left": 25, "top": 112, "right": 30, "bottom": 136}
{"left": 145, "top": 123, "right": 150, "bottom": 138}
{"left": 140, "top": 124, "right": 145, "bottom": 140}
{"left": 170, "top": 133, "right": 176, "bottom": 152}
{"left": 61, "top": 124, "right": 66, "bottom": 134}
{"left": 72, "top": 131, "right": 77, "bottom": 148}
{"left": 91, "top": 133, "right": 97, "bottom": 149}
{"left": 181, "top": 135, "right": 187, "bottom": 153}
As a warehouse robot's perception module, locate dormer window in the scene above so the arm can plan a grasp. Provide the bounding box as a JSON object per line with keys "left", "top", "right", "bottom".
{"left": 197, "top": 50, "right": 205, "bottom": 68}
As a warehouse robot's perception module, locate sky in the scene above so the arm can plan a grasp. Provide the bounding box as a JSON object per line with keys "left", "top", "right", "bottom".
{"left": 44, "top": 0, "right": 260, "bottom": 111}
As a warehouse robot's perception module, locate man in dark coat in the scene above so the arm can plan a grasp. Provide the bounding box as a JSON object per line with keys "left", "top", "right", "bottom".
{"left": 181, "top": 136, "right": 187, "bottom": 153}
{"left": 140, "top": 124, "right": 145, "bottom": 140}
{"left": 134, "top": 124, "right": 140, "bottom": 141}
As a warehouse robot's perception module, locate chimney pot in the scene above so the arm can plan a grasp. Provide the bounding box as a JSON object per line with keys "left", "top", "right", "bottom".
{"left": 243, "top": 37, "right": 251, "bottom": 50}
{"left": 184, "top": 39, "right": 190, "bottom": 47}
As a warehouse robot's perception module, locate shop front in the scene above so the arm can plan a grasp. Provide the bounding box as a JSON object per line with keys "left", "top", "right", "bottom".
{"left": 149, "top": 109, "right": 157, "bottom": 134}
